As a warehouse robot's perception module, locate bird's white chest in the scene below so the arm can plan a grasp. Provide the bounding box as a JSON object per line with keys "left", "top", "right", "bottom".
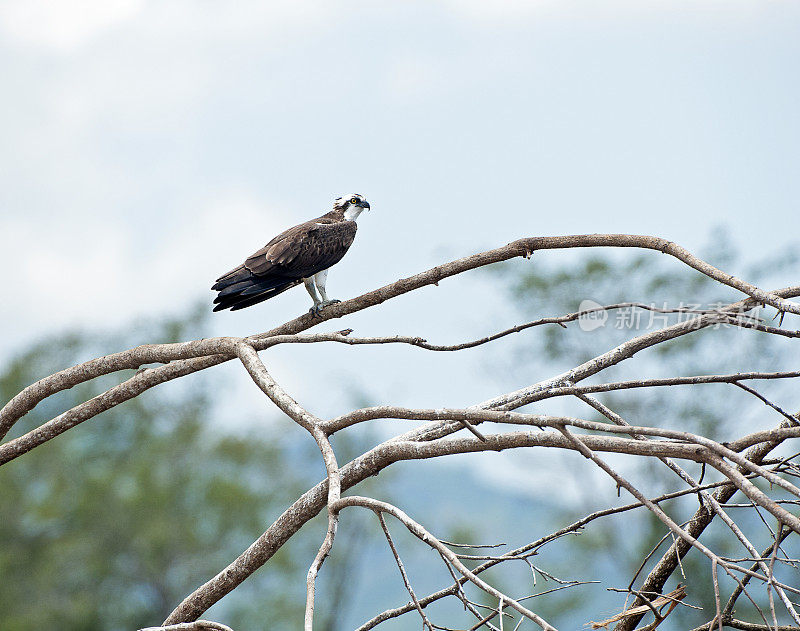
{"left": 343, "top": 206, "right": 364, "bottom": 222}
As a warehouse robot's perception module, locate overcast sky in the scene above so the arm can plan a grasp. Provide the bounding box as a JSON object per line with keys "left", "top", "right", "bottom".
{"left": 2, "top": 1, "right": 799, "bottom": 497}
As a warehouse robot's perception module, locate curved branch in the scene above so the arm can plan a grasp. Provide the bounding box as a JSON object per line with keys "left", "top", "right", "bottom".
{"left": 233, "top": 343, "right": 343, "bottom": 631}
{"left": 0, "top": 355, "right": 222, "bottom": 465}
{"left": 3, "top": 234, "right": 799, "bottom": 628}
{"left": 4, "top": 236, "right": 796, "bottom": 439}
{"left": 354, "top": 476, "right": 761, "bottom": 631}
{"left": 162, "top": 280, "right": 800, "bottom": 624}
{"left": 139, "top": 622, "right": 234, "bottom": 631}
{"left": 332, "top": 496, "right": 557, "bottom": 631}
{"left": 513, "top": 371, "right": 800, "bottom": 404}
{"left": 614, "top": 417, "right": 799, "bottom": 631}
{"left": 163, "top": 426, "right": 750, "bottom": 624}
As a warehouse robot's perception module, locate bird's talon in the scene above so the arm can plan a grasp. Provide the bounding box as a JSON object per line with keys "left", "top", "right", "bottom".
{"left": 310, "top": 299, "right": 341, "bottom": 315}
{"left": 309, "top": 300, "right": 341, "bottom": 316}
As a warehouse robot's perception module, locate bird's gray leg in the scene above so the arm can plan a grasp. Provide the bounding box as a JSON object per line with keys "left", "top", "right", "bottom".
{"left": 304, "top": 277, "right": 323, "bottom": 313}
{"left": 314, "top": 269, "right": 331, "bottom": 303}
{"left": 309, "top": 269, "right": 340, "bottom": 314}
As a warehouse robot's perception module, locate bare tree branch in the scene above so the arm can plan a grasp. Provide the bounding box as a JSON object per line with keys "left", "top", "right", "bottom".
{"left": 4, "top": 235, "right": 798, "bottom": 439}
{"left": 614, "top": 416, "right": 800, "bottom": 631}
{"left": 3, "top": 235, "right": 799, "bottom": 629}
{"left": 138, "top": 622, "right": 235, "bottom": 631}
{"left": 374, "top": 512, "right": 434, "bottom": 631}
{"left": 332, "top": 496, "right": 557, "bottom": 631}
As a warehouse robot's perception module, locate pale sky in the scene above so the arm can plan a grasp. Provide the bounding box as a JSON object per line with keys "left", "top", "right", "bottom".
{"left": 2, "top": 1, "right": 799, "bottom": 496}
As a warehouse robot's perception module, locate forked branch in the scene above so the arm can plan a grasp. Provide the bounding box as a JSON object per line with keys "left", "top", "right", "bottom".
{"left": 1, "top": 234, "right": 798, "bottom": 630}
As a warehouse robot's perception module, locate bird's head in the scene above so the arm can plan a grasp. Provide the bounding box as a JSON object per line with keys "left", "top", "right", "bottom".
{"left": 335, "top": 193, "right": 371, "bottom": 221}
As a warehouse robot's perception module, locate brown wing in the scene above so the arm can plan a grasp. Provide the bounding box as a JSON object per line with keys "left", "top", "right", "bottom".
{"left": 244, "top": 219, "right": 357, "bottom": 278}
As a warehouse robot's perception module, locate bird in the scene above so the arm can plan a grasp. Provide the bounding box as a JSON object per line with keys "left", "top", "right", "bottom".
{"left": 211, "top": 194, "right": 371, "bottom": 314}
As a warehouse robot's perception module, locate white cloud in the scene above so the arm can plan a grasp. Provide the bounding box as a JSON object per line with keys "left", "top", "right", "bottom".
{"left": 442, "top": 0, "right": 558, "bottom": 20}
{"left": 155, "top": 189, "right": 288, "bottom": 301}
{"left": 0, "top": 0, "right": 335, "bottom": 53}
{"left": 0, "top": 217, "right": 127, "bottom": 336}
{"left": 0, "top": 0, "right": 145, "bottom": 52}
{"left": 442, "top": 0, "right": 776, "bottom": 22}
{"left": 0, "top": 188, "right": 287, "bottom": 358}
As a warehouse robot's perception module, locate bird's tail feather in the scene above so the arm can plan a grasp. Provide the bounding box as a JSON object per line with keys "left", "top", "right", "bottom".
{"left": 214, "top": 274, "right": 291, "bottom": 301}
{"left": 212, "top": 279, "right": 301, "bottom": 312}
{"left": 212, "top": 265, "right": 255, "bottom": 291}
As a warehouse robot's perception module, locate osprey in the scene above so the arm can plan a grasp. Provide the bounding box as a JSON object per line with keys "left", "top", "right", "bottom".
{"left": 212, "top": 194, "right": 371, "bottom": 314}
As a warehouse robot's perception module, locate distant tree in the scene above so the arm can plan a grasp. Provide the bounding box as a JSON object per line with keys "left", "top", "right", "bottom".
{"left": 0, "top": 308, "right": 367, "bottom": 630}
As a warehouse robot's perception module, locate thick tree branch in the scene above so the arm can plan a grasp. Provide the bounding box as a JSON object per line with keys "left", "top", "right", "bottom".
{"left": 4, "top": 236, "right": 797, "bottom": 440}
{"left": 139, "top": 622, "right": 234, "bottom": 631}
{"left": 3, "top": 234, "right": 799, "bottom": 629}
{"left": 234, "top": 342, "right": 342, "bottom": 631}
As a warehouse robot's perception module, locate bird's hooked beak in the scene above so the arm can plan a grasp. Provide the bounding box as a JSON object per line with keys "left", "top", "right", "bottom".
{"left": 359, "top": 200, "right": 371, "bottom": 210}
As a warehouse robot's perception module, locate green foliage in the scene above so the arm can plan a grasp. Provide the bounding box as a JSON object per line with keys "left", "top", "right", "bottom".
{"left": 0, "top": 307, "right": 363, "bottom": 630}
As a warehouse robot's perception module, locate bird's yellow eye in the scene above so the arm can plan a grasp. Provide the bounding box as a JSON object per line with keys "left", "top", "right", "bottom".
{"left": 350, "top": 197, "right": 359, "bottom": 204}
